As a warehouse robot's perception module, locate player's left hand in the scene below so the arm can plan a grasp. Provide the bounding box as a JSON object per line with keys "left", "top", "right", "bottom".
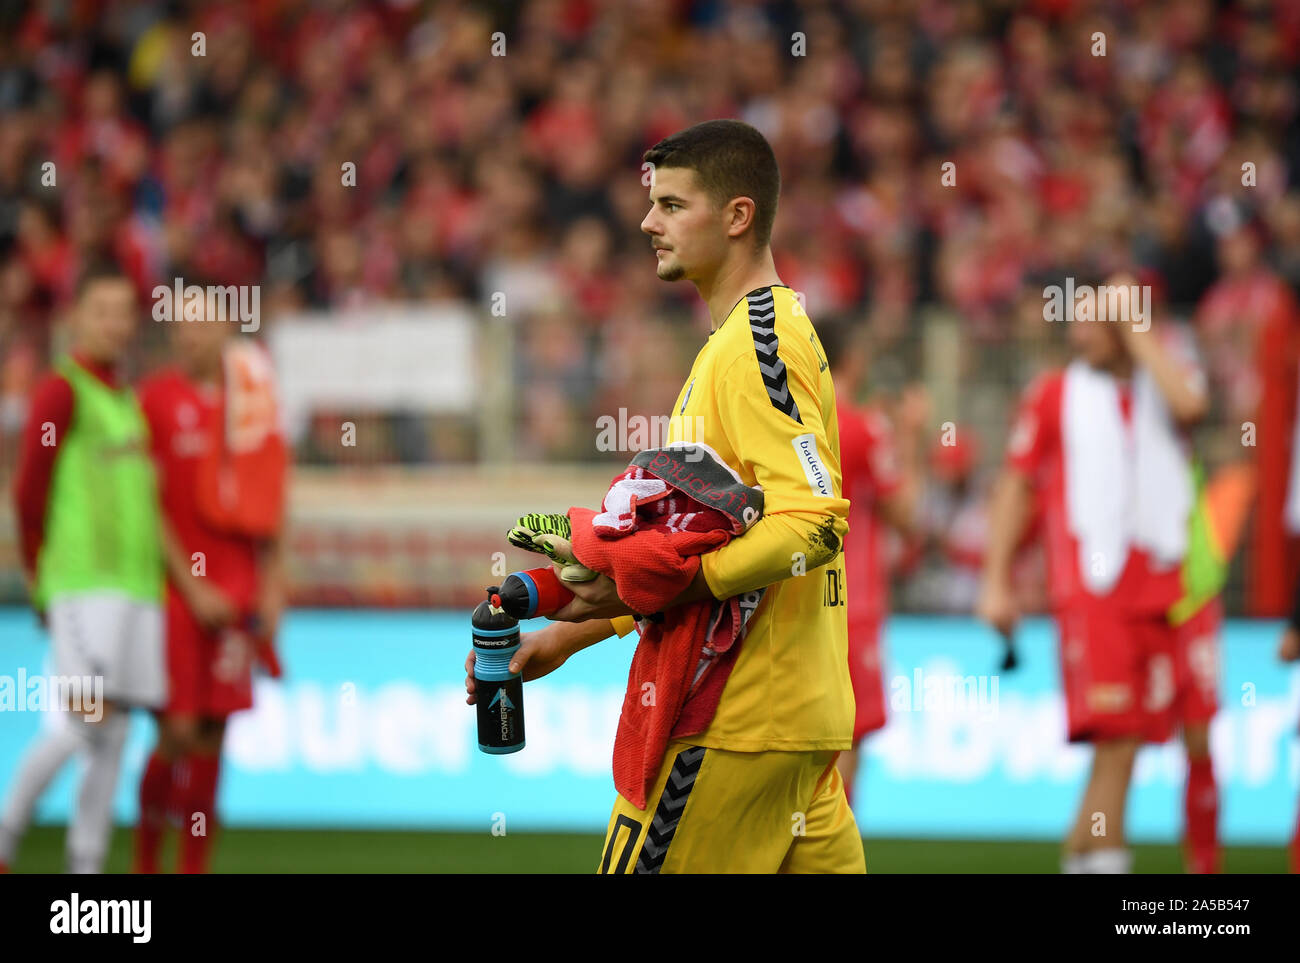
{"left": 1116, "top": 318, "right": 1157, "bottom": 362}
{"left": 1280, "top": 625, "right": 1300, "bottom": 663}
{"left": 1107, "top": 271, "right": 1157, "bottom": 353}
{"left": 549, "top": 571, "right": 636, "bottom": 622}
{"left": 256, "top": 576, "right": 286, "bottom": 640}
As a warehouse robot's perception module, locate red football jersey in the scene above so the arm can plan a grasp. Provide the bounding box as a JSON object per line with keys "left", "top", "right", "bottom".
{"left": 1005, "top": 369, "right": 1181, "bottom": 615}
{"left": 838, "top": 398, "right": 903, "bottom": 626}
{"left": 138, "top": 368, "right": 261, "bottom": 612}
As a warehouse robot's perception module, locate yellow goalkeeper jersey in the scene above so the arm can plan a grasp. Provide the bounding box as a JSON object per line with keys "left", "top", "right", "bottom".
{"left": 660, "top": 284, "right": 853, "bottom": 752}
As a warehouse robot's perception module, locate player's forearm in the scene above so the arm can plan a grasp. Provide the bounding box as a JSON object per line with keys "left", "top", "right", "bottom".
{"left": 257, "top": 533, "right": 287, "bottom": 593}
{"left": 880, "top": 486, "right": 920, "bottom": 540}
{"left": 554, "top": 617, "right": 624, "bottom": 656}
{"left": 700, "top": 509, "right": 847, "bottom": 599}
{"left": 981, "top": 470, "right": 1032, "bottom": 588}
{"left": 13, "top": 388, "right": 67, "bottom": 579}
{"left": 667, "top": 567, "right": 716, "bottom": 608}
{"left": 13, "top": 479, "right": 47, "bottom": 580}
{"left": 890, "top": 420, "right": 926, "bottom": 539}
{"left": 161, "top": 520, "right": 200, "bottom": 601}
{"left": 1133, "top": 339, "right": 1208, "bottom": 427}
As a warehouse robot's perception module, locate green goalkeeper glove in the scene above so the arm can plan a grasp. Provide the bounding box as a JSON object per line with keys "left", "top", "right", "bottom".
{"left": 507, "top": 512, "right": 599, "bottom": 583}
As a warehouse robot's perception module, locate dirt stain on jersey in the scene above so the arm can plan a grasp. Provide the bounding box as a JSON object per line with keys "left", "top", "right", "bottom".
{"left": 806, "top": 516, "right": 842, "bottom": 568}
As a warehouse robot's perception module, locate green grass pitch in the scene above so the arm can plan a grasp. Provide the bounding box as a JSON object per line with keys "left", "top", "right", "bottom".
{"left": 8, "top": 826, "right": 1290, "bottom": 873}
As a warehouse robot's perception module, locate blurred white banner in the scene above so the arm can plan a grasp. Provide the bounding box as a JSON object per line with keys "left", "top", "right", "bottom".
{"left": 268, "top": 306, "right": 478, "bottom": 441}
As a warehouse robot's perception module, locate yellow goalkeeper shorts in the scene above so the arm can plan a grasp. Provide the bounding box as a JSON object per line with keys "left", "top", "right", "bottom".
{"left": 597, "top": 739, "right": 865, "bottom": 874}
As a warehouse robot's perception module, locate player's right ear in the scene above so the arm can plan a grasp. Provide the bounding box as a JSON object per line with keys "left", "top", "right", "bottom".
{"left": 725, "top": 196, "right": 757, "bottom": 240}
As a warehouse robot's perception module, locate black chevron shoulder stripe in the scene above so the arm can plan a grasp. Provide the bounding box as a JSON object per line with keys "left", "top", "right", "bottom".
{"left": 633, "top": 745, "right": 707, "bottom": 874}
{"left": 746, "top": 287, "right": 803, "bottom": 425}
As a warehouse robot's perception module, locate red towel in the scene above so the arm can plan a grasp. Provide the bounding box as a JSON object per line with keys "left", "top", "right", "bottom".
{"left": 196, "top": 341, "right": 288, "bottom": 538}
{"left": 569, "top": 445, "right": 765, "bottom": 809}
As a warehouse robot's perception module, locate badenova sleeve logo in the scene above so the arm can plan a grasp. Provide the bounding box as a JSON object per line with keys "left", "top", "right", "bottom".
{"left": 792, "top": 433, "right": 832, "bottom": 497}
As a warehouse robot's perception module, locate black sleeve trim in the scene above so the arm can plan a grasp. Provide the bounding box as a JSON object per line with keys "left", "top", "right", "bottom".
{"left": 746, "top": 287, "right": 802, "bottom": 425}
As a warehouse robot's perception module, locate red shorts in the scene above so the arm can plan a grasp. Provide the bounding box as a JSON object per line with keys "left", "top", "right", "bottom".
{"left": 1056, "top": 600, "right": 1178, "bottom": 744}
{"left": 164, "top": 587, "right": 255, "bottom": 718}
{"left": 847, "top": 618, "right": 887, "bottom": 745}
{"left": 1172, "top": 597, "right": 1220, "bottom": 727}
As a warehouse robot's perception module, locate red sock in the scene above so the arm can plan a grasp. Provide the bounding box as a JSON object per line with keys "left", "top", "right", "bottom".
{"left": 1184, "top": 757, "right": 1219, "bottom": 874}
{"left": 134, "top": 752, "right": 174, "bottom": 874}
{"left": 1291, "top": 800, "right": 1300, "bottom": 875}
{"left": 177, "top": 754, "right": 221, "bottom": 874}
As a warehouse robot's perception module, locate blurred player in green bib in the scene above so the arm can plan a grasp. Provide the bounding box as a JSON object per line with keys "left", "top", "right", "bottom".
{"left": 1166, "top": 461, "right": 1254, "bottom": 873}
{"left": 1, "top": 263, "right": 165, "bottom": 873}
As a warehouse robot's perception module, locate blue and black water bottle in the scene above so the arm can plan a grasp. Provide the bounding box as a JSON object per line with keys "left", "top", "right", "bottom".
{"left": 472, "top": 586, "right": 526, "bottom": 754}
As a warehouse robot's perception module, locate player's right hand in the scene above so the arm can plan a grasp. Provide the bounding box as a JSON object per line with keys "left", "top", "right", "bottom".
{"left": 187, "top": 580, "right": 238, "bottom": 631}
{"left": 976, "top": 580, "right": 1018, "bottom": 637}
{"left": 1279, "top": 626, "right": 1300, "bottom": 663}
{"left": 20, "top": 571, "right": 47, "bottom": 630}
{"left": 464, "top": 625, "right": 572, "bottom": 705}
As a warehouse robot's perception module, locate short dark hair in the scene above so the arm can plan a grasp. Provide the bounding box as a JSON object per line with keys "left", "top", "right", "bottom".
{"left": 643, "top": 119, "right": 781, "bottom": 247}
{"left": 75, "top": 260, "right": 131, "bottom": 299}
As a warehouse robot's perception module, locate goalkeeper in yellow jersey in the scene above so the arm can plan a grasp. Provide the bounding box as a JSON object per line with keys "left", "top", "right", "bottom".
{"left": 465, "top": 119, "right": 863, "bottom": 874}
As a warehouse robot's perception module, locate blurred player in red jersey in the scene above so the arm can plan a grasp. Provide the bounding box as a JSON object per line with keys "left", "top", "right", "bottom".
{"left": 132, "top": 303, "right": 287, "bottom": 874}
{"left": 820, "top": 325, "right": 924, "bottom": 803}
{"left": 979, "top": 273, "right": 1210, "bottom": 873}
{"left": 1198, "top": 221, "right": 1300, "bottom": 616}
{"left": 919, "top": 431, "right": 987, "bottom": 611}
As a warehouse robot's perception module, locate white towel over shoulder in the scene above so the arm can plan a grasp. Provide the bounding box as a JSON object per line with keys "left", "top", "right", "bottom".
{"left": 1062, "top": 359, "right": 1192, "bottom": 595}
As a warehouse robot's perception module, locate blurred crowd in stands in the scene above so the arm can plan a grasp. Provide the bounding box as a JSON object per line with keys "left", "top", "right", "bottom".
{"left": 2, "top": 0, "right": 1300, "bottom": 612}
